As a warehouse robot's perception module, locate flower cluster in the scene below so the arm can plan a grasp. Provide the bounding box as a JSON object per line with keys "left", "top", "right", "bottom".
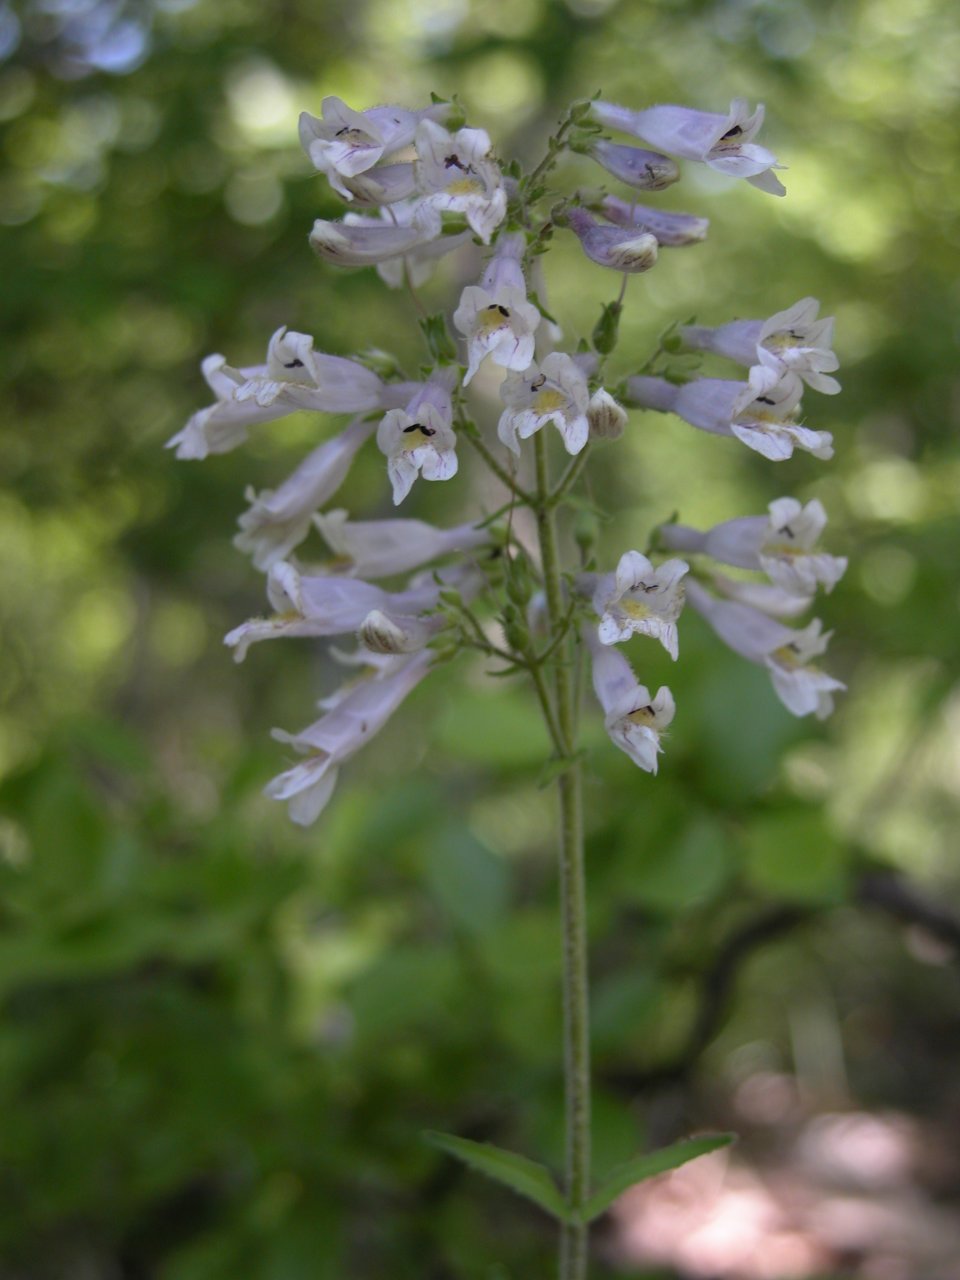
{"left": 170, "top": 91, "right": 846, "bottom": 822}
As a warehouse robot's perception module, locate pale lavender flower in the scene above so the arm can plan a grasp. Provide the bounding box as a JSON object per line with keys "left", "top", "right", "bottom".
{"left": 661, "top": 497, "right": 847, "bottom": 597}
{"left": 584, "top": 627, "right": 675, "bottom": 774}
{"left": 166, "top": 329, "right": 384, "bottom": 461}
{"left": 265, "top": 649, "right": 433, "bottom": 825}
{"left": 414, "top": 120, "right": 507, "bottom": 244}
{"left": 591, "top": 551, "right": 689, "bottom": 659}
{"left": 310, "top": 203, "right": 443, "bottom": 266}
{"left": 299, "top": 98, "right": 447, "bottom": 200}
{"left": 453, "top": 233, "right": 541, "bottom": 385}
{"left": 626, "top": 370, "right": 834, "bottom": 462}
{"left": 377, "top": 373, "right": 459, "bottom": 505}
{"left": 498, "top": 353, "right": 591, "bottom": 456}
{"left": 564, "top": 208, "right": 658, "bottom": 273}
{"left": 235, "top": 416, "right": 377, "bottom": 571}
{"left": 592, "top": 98, "right": 786, "bottom": 196}
{"left": 335, "top": 162, "right": 419, "bottom": 206}
{"left": 686, "top": 579, "right": 845, "bottom": 718}
{"left": 600, "top": 195, "right": 709, "bottom": 247}
{"left": 311, "top": 509, "right": 489, "bottom": 578}
{"left": 224, "top": 560, "right": 452, "bottom": 661}
{"left": 342, "top": 202, "right": 473, "bottom": 288}
{"left": 680, "top": 298, "right": 841, "bottom": 394}
{"left": 586, "top": 139, "right": 679, "bottom": 190}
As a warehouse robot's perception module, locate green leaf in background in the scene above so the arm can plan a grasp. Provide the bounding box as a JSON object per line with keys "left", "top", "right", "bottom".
{"left": 423, "top": 1131, "right": 570, "bottom": 1222}
{"left": 742, "top": 809, "right": 850, "bottom": 904}
{"left": 578, "top": 1134, "right": 734, "bottom": 1224}
{"left": 425, "top": 824, "right": 508, "bottom": 935}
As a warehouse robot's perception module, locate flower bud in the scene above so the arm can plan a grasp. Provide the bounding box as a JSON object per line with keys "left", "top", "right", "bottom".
{"left": 587, "top": 139, "right": 680, "bottom": 190}
{"left": 587, "top": 388, "right": 628, "bottom": 440}
{"left": 564, "top": 208, "right": 658, "bottom": 273}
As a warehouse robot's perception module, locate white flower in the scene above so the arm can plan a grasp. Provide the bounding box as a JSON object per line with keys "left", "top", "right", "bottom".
{"left": 600, "top": 195, "right": 709, "bottom": 247}
{"left": 660, "top": 497, "right": 847, "bottom": 598}
{"left": 626, "top": 371, "right": 834, "bottom": 462}
{"left": 343, "top": 201, "right": 473, "bottom": 288}
{"left": 377, "top": 375, "right": 459, "bottom": 505}
{"left": 233, "top": 326, "right": 384, "bottom": 411}
{"left": 584, "top": 627, "right": 675, "bottom": 773}
{"left": 235, "top": 416, "right": 376, "bottom": 571}
{"left": 335, "top": 162, "right": 419, "bottom": 206}
{"left": 224, "top": 561, "right": 447, "bottom": 661}
{"left": 586, "top": 139, "right": 679, "bottom": 190}
{"left": 312, "top": 509, "right": 489, "bottom": 578}
{"left": 310, "top": 203, "right": 443, "bottom": 266}
{"left": 497, "top": 353, "right": 590, "bottom": 456}
{"left": 453, "top": 234, "right": 541, "bottom": 385}
{"left": 592, "top": 551, "right": 689, "bottom": 659}
{"left": 710, "top": 574, "right": 813, "bottom": 618}
{"left": 166, "top": 330, "right": 385, "bottom": 461}
{"left": 414, "top": 120, "right": 507, "bottom": 244}
{"left": 592, "top": 98, "right": 786, "bottom": 196}
{"left": 680, "top": 297, "right": 840, "bottom": 394}
{"left": 299, "top": 98, "right": 447, "bottom": 200}
{"left": 686, "top": 579, "right": 845, "bottom": 719}
{"left": 265, "top": 650, "right": 433, "bottom": 825}
{"left": 565, "top": 208, "right": 658, "bottom": 273}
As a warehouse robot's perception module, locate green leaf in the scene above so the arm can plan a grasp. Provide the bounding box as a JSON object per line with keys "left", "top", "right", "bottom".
{"left": 423, "top": 1131, "right": 570, "bottom": 1222}
{"left": 579, "top": 1135, "right": 734, "bottom": 1224}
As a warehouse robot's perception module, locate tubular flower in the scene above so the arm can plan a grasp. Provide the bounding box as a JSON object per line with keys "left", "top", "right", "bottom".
{"left": 564, "top": 208, "right": 658, "bottom": 273}
{"left": 265, "top": 650, "right": 433, "bottom": 825}
{"left": 591, "top": 551, "right": 689, "bottom": 659}
{"left": 224, "top": 560, "right": 454, "bottom": 662}
{"left": 311, "top": 510, "right": 489, "bottom": 579}
{"left": 377, "top": 372, "right": 459, "bottom": 505}
{"left": 299, "top": 98, "right": 447, "bottom": 200}
{"left": 453, "top": 233, "right": 541, "bottom": 385}
{"left": 342, "top": 202, "right": 473, "bottom": 288}
{"left": 686, "top": 579, "right": 845, "bottom": 719}
{"left": 498, "top": 353, "right": 591, "bottom": 456}
{"left": 626, "top": 371, "right": 834, "bottom": 462}
{"left": 414, "top": 120, "right": 507, "bottom": 243}
{"left": 235, "top": 416, "right": 377, "bottom": 571}
{"left": 166, "top": 331, "right": 385, "bottom": 461}
{"left": 310, "top": 203, "right": 443, "bottom": 267}
{"left": 680, "top": 297, "right": 840, "bottom": 394}
{"left": 584, "top": 627, "right": 675, "bottom": 774}
{"left": 592, "top": 98, "right": 786, "bottom": 196}
{"left": 660, "top": 497, "right": 847, "bottom": 597}
{"left": 600, "top": 195, "right": 709, "bottom": 247}
{"left": 335, "top": 162, "right": 419, "bottom": 206}
{"left": 586, "top": 139, "right": 679, "bottom": 190}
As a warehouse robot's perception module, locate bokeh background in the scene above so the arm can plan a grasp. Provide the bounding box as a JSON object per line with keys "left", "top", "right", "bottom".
{"left": 3, "top": 0, "right": 960, "bottom": 1275}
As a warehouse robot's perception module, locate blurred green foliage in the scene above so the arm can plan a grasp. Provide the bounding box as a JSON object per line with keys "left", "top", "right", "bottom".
{"left": 2, "top": 0, "right": 960, "bottom": 1274}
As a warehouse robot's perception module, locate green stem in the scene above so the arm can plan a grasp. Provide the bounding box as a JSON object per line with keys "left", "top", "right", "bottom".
{"left": 461, "top": 428, "right": 535, "bottom": 506}
{"left": 533, "top": 433, "right": 591, "bottom": 1279}
{"left": 549, "top": 444, "right": 592, "bottom": 507}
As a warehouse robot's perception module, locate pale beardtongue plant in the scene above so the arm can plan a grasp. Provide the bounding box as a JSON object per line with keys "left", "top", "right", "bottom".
{"left": 170, "top": 90, "right": 846, "bottom": 1277}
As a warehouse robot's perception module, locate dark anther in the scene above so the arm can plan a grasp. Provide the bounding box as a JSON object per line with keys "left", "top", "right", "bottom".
{"left": 402, "top": 422, "right": 436, "bottom": 437}
{"left": 779, "top": 524, "right": 796, "bottom": 539}
{"left": 530, "top": 374, "right": 546, "bottom": 390}
{"left": 283, "top": 359, "right": 305, "bottom": 369}
{"left": 757, "top": 395, "right": 776, "bottom": 406}
{"left": 335, "top": 126, "right": 350, "bottom": 137}
{"left": 721, "top": 124, "right": 743, "bottom": 139}
{"left": 444, "top": 154, "right": 465, "bottom": 170}
{"left": 497, "top": 305, "right": 510, "bottom": 317}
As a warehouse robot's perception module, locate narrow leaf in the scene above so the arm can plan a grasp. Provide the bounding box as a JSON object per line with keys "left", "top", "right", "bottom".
{"left": 579, "top": 1134, "right": 734, "bottom": 1224}
{"left": 423, "top": 1131, "right": 570, "bottom": 1222}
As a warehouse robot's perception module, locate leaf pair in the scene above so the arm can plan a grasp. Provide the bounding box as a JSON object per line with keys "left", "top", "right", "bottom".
{"left": 423, "top": 1130, "right": 733, "bottom": 1226}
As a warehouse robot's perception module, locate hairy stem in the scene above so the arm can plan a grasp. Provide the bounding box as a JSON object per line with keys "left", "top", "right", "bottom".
{"left": 533, "top": 432, "right": 591, "bottom": 1278}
